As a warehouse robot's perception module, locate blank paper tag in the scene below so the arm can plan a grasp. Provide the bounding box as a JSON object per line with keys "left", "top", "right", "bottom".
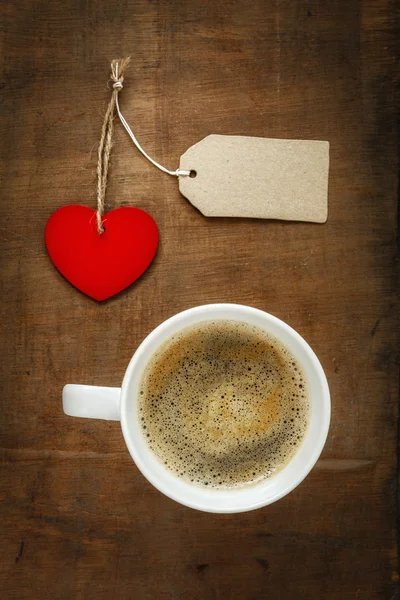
{"left": 179, "top": 135, "right": 329, "bottom": 223}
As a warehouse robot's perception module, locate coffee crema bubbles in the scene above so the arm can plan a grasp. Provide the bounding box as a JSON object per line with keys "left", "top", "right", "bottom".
{"left": 138, "top": 320, "right": 310, "bottom": 489}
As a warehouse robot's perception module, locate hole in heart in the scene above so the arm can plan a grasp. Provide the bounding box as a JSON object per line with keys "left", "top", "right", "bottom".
{"left": 189, "top": 170, "right": 197, "bottom": 178}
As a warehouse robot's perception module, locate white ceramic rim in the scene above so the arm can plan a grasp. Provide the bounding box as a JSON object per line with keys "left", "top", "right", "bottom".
{"left": 120, "top": 304, "right": 330, "bottom": 513}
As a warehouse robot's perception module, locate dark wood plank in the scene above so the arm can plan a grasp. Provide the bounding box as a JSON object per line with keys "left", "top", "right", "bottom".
{"left": 1, "top": 0, "right": 398, "bottom": 598}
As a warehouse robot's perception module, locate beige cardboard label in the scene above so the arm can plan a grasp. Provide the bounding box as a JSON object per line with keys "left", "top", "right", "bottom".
{"left": 179, "top": 135, "right": 329, "bottom": 223}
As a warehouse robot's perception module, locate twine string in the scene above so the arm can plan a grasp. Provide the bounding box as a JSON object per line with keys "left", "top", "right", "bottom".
{"left": 96, "top": 57, "right": 190, "bottom": 234}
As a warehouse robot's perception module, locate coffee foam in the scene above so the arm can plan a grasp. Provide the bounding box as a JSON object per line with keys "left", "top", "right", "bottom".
{"left": 138, "top": 320, "right": 309, "bottom": 488}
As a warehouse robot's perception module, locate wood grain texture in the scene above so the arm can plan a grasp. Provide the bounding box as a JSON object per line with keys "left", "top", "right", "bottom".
{"left": 0, "top": 0, "right": 398, "bottom": 598}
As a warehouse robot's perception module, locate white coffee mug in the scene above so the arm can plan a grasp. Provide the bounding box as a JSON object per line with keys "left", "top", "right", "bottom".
{"left": 63, "top": 304, "right": 330, "bottom": 513}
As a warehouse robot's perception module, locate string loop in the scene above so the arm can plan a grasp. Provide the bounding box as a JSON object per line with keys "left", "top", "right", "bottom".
{"left": 96, "top": 58, "right": 130, "bottom": 234}
{"left": 114, "top": 93, "right": 191, "bottom": 177}
{"left": 96, "top": 57, "right": 190, "bottom": 234}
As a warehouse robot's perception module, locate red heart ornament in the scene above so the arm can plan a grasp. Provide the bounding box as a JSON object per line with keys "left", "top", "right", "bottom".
{"left": 45, "top": 205, "right": 159, "bottom": 301}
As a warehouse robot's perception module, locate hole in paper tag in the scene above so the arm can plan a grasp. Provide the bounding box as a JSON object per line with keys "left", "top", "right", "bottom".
{"left": 179, "top": 135, "right": 329, "bottom": 223}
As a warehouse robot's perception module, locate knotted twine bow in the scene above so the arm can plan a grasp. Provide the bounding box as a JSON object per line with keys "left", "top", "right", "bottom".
{"left": 96, "top": 57, "right": 131, "bottom": 234}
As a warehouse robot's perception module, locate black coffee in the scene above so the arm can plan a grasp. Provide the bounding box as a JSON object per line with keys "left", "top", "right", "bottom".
{"left": 138, "top": 320, "right": 309, "bottom": 488}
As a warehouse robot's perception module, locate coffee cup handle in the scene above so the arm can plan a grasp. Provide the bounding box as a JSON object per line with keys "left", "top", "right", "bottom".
{"left": 62, "top": 384, "right": 121, "bottom": 421}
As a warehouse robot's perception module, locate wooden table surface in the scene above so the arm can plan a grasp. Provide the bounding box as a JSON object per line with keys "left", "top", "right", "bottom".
{"left": 1, "top": 1, "right": 398, "bottom": 598}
